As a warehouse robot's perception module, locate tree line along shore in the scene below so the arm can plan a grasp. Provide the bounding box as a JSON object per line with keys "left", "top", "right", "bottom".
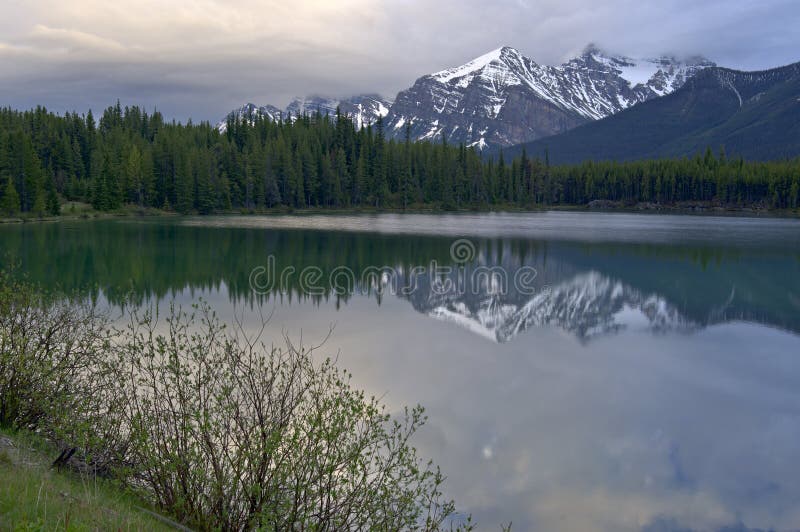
{"left": 1, "top": 104, "right": 799, "bottom": 219}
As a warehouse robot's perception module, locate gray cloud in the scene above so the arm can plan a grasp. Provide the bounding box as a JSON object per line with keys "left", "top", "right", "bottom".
{"left": 0, "top": 0, "right": 798, "bottom": 122}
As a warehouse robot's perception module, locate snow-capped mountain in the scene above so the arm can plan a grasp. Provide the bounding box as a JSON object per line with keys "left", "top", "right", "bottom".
{"left": 286, "top": 95, "right": 392, "bottom": 130}
{"left": 385, "top": 45, "right": 714, "bottom": 149}
{"left": 217, "top": 103, "right": 284, "bottom": 133}
{"left": 218, "top": 44, "right": 714, "bottom": 149}
{"left": 218, "top": 94, "right": 392, "bottom": 132}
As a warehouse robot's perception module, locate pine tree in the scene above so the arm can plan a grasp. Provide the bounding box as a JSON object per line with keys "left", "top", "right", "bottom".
{"left": 195, "top": 149, "right": 214, "bottom": 214}
{"left": 85, "top": 110, "right": 96, "bottom": 174}
{"left": 0, "top": 134, "right": 9, "bottom": 178}
{"left": 401, "top": 124, "right": 412, "bottom": 209}
{"left": 1, "top": 177, "right": 20, "bottom": 216}
{"left": 355, "top": 141, "right": 369, "bottom": 206}
{"left": 125, "top": 144, "right": 144, "bottom": 205}
{"left": 32, "top": 185, "right": 47, "bottom": 217}
{"left": 334, "top": 148, "right": 349, "bottom": 207}
{"left": 176, "top": 154, "right": 195, "bottom": 214}
{"left": 91, "top": 148, "right": 109, "bottom": 210}
{"left": 46, "top": 180, "right": 60, "bottom": 216}
{"left": 293, "top": 151, "right": 305, "bottom": 208}
{"left": 300, "top": 142, "right": 317, "bottom": 207}
{"left": 372, "top": 117, "right": 389, "bottom": 207}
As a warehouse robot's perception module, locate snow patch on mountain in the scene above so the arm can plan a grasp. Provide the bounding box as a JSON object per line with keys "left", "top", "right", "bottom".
{"left": 616, "top": 61, "right": 662, "bottom": 87}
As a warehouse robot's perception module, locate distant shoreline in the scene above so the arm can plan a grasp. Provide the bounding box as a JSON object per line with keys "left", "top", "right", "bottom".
{"left": 2, "top": 202, "right": 799, "bottom": 226}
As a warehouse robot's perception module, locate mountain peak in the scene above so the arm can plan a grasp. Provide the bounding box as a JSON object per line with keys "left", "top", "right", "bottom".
{"left": 581, "top": 43, "right": 604, "bottom": 57}
{"left": 431, "top": 46, "right": 524, "bottom": 83}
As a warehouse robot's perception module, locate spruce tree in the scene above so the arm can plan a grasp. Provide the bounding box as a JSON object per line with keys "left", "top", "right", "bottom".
{"left": 47, "top": 181, "right": 60, "bottom": 216}
{"left": 293, "top": 151, "right": 305, "bottom": 208}
{"left": 334, "top": 148, "right": 350, "bottom": 207}
{"left": 126, "top": 144, "right": 144, "bottom": 205}
{"left": 91, "top": 148, "right": 109, "bottom": 210}
{"left": 195, "top": 149, "right": 214, "bottom": 214}
{"left": 355, "top": 142, "right": 369, "bottom": 206}
{"left": 32, "top": 185, "right": 47, "bottom": 217}
{"left": 1, "top": 177, "right": 20, "bottom": 216}
{"left": 401, "top": 124, "right": 412, "bottom": 209}
{"left": 176, "top": 155, "right": 195, "bottom": 214}
{"left": 0, "top": 134, "right": 9, "bottom": 179}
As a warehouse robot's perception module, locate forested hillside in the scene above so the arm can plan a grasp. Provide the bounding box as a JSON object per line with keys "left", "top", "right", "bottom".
{"left": 0, "top": 103, "right": 799, "bottom": 217}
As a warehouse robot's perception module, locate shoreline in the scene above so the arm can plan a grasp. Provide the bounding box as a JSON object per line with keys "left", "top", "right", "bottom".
{"left": 2, "top": 202, "right": 799, "bottom": 225}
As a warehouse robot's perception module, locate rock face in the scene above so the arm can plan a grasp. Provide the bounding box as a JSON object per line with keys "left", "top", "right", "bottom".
{"left": 384, "top": 45, "right": 714, "bottom": 149}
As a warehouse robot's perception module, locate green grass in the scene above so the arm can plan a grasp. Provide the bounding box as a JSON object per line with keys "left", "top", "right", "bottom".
{"left": 0, "top": 430, "right": 175, "bottom": 532}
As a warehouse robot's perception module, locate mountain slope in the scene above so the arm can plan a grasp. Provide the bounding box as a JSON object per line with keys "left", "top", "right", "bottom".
{"left": 384, "top": 45, "right": 713, "bottom": 149}
{"left": 503, "top": 62, "right": 800, "bottom": 163}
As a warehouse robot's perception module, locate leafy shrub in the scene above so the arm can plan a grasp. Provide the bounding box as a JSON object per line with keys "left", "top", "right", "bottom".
{"left": 0, "top": 270, "right": 110, "bottom": 430}
{"left": 0, "top": 270, "right": 471, "bottom": 530}
{"left": 86, "top": 303, "right": 468, "bottom": 530}
{"left": 0, "top": 272, "right": 471, "bottom": 530}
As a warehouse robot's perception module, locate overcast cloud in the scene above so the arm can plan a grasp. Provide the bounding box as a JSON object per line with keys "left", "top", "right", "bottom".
{"left": 0, "top": 0, "right": 798, "bottom": 121}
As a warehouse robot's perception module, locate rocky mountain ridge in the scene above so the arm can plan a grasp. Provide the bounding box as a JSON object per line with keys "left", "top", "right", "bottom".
{"left": 384, "top": 45, "right": 713, "bottom": 149}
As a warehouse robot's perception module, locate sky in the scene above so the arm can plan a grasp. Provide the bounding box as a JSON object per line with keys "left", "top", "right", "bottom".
{"left": 0, "top": 0, "right": 798, "bottom": 122}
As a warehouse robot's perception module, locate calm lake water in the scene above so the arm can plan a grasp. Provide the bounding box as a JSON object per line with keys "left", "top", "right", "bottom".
{"left": 2, "top": 212, "right": 800, "bottom": 531}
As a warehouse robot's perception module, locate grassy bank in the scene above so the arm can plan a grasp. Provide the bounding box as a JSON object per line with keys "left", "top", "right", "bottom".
{"left": 0, "top": 430, "right": 175, "bottom": 531}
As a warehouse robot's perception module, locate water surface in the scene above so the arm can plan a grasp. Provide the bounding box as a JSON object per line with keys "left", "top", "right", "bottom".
{"left": 2, "top": 212, "right": 799, "bottom": 531}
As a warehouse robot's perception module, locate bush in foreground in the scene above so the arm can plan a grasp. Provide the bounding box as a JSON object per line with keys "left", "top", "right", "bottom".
{"left": 0, "top": 273, "right": 472, "bottom": 531}
{"left": 0, "top": 270, "right": 111, "bottom": 430}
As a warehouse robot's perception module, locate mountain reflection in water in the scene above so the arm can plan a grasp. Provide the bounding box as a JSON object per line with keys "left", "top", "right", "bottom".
{"left": 4, "top": 214, "right": 799, "bottom": 341}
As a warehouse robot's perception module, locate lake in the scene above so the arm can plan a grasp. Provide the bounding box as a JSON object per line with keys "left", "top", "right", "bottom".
{"left": 2, "top": 212, "right": 800, "bottom": 531}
